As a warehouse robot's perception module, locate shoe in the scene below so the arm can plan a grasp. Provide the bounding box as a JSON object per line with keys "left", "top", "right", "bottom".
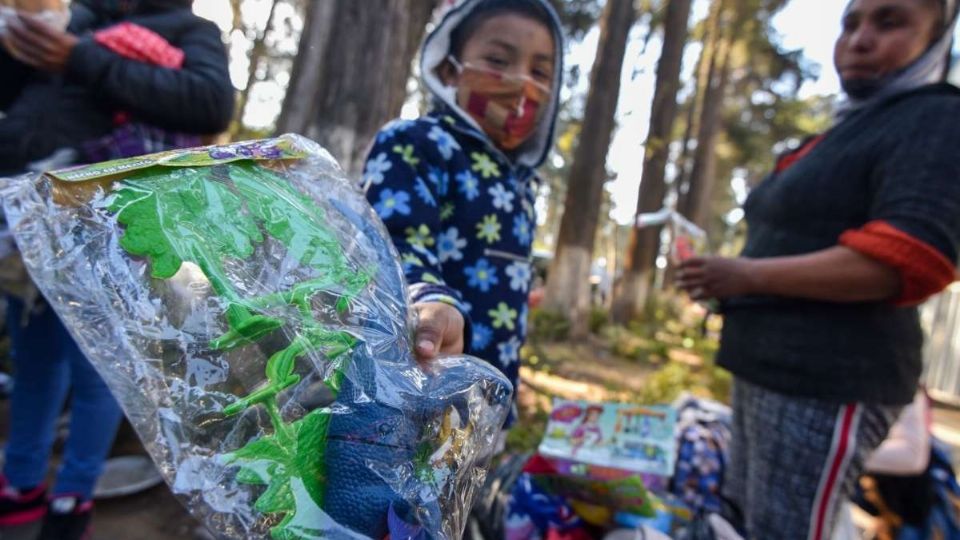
{"left": 37, "top": 494, "right": 92, "bottom": 540}
{"left": 0, "top": 476, "right": 47, "bottom": 526}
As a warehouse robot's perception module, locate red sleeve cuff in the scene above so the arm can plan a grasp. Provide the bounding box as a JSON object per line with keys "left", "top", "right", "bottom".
{"left": 839, "top": 221, "right": 956, "bottom": 306}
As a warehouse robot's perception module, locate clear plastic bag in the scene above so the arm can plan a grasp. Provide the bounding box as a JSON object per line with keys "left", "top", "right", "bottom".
{"left": 0, "top": 134, "right": 512, "bottom": 539}
{"left": 634, "top": 207, "right": 708, "bottom": 266}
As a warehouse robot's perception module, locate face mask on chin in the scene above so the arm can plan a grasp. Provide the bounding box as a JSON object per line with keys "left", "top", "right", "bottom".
{"left": 840, "top": 77, "right": 886, "bottom": 99}
{"left": 447, "top": 56, "right": 551, "bottom": 151}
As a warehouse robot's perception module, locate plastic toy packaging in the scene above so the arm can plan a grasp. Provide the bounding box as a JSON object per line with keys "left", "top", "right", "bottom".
{"left": 668, "top": 218, "right": 707, "bottom": 266}
{"left": 0, "top": 135, "right": 512, "bottom": 539}
{"left": 634, "top": 207, "right": 708, "bottom": 266}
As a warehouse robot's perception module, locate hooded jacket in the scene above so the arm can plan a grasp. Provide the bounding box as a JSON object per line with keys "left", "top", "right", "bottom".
{"left": 363, "top": 0, "right": 564, "bottom": 411}
{"left": 0, "top": 0, "right": 233, "bottom": 174}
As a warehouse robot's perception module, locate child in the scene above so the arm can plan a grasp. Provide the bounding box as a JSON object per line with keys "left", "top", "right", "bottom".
{"left": 363, "top": 0, "right": 564, "bottom": 427}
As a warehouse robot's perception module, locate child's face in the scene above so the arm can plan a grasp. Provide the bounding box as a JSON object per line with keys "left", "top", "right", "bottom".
{"left": 455, "top": 14, "right": 555, "bottom": 90}
{"left": 440, "top": 14, "right": 556, "bottom": 150}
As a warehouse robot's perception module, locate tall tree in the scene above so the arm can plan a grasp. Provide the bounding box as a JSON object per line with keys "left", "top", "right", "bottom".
{"left": 679, "top": 0, "right": 804, "bottom": 230}
{"left": 276, "top": 0, "right": 438, "bottom": 175}
{"left": 549, "top": 0, "right": 605, "bottom": 41}
{"left": 674, "top": 0, "right": 725, "bottom": 211}
{"left": 678, "top": 0, "right": 735, "bottom": 227}
{"left": 611, "top": 0, "right": 693, "bottom": 323}
{"left": 535, "top": 120, "right": 581, "bottom": 251}
{"left": 542, "top": 0, "right": 636, "bottom": 337}
{"left": 230, "top": 0, "right": 281, "bottom": 139}
{"left": 681, "top": 26, "right": 733, "bottom": 227}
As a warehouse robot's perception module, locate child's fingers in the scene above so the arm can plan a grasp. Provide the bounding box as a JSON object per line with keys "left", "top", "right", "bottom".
{"left": 415, "top": 317, "right": 443, "bottom": 360}
{"left": 444, "top": 307, "right": 465, "bottom": 354}
{"left": 413, "top": 302, "right": 465, "bottom": 361}
{"left": 438, "top": 316, "right": 465, "bottom": 356}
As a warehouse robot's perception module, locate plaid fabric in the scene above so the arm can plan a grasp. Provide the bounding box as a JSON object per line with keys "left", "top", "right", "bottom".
{"left": 80, "top": 123, "right": 201, "bottom": 163}
{"left": 723, "top": 379, "right": 901, "bottom": 540}
{"left": 94, "top": 22, "right": 185, "bottom": 69}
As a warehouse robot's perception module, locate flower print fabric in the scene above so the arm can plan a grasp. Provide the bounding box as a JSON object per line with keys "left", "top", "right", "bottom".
{"left": 364, "top": 111, "right": 540, "bottom": 424}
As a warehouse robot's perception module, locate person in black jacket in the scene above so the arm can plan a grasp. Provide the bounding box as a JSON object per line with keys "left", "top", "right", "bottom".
{"left": 0, "top": 0, "right": 233, "bottom": 174}
{"left": 677, "top": 0, "right": 960, "bottom": 538}
{"left": 0, "top": 2, "right": 232, "bottom": 538}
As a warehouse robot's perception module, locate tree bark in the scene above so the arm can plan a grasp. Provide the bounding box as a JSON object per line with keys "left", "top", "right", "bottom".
{"left": 276, "top": 0, "right": 437, "bottom": 175}
{"left": 230, "top": 0, "right": 280, "bottom": 138}
{"left": 229, "top": 0, "right": 243, "bottom": 33}
{"left": 682, "top": 35, "right": 732, "bottom": 228}
{"left": 611, "top": 0, "right": 692, "bottom": 324}
{"left": 676, "top": 0, "right": 724, "bottom": 213}
{"left": 679, "top": 1, "right": 734, "bottom": 228}
{"left": 542, "top": 0, "right": 635, "bottom": 337}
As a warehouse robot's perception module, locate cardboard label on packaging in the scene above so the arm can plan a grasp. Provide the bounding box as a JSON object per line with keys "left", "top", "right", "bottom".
{"left": 49, "top": 137, "right": 311, "bottom": 183}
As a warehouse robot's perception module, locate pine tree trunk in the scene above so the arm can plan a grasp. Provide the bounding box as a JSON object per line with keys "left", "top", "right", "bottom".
{"left": 542, "top": 179, "right": 565, "bottom": 249}
{"left": 230, "top": 0, "right": 280, "bottom": 138}
{"left": 676, "top": 0, "right": 724, "bottom": 214}
{"left": 682, "top": 31, "right": 733, "bottom": 228}
{"left": 679, "top": 0, "right": 734, "bottom": 228}
{"left": 276, "top": 0, "right": 437, "bottom": 175}
{"left": 542, "top": 0, "right": 636, "bottom": 337}
{"left": 229, "top": 0, "right": 243, "bottom": 33}
{"left": 611, "top": 0, "right": 692, "bottom": 324}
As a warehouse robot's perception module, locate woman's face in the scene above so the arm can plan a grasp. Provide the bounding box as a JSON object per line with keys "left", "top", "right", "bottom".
{"left": 834, "top": 0, "right": 941, "bottom": 89}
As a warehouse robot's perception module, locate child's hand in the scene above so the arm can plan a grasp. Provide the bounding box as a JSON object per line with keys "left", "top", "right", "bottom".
{"left": 413, "top": 302, "right": 465, "bottom": 362}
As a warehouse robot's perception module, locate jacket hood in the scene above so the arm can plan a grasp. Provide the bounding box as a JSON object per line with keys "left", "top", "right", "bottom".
{"left": 420, "top": 0, "right": 565, "bottom": 169}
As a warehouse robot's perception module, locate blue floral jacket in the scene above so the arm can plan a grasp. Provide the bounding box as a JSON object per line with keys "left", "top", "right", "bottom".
{"left": 363, "top": 109, "right": 539, "bottom": 417}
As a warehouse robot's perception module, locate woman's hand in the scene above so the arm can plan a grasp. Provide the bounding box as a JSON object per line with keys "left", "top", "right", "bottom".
{"left": 4, "top": 13, "right": 77, "bottom": 72}
{"left": 677, "top": 247, "right": 901, "bottom": 303}
{"left": 412, "top": 302, "right": 464, "bottom": 362}
{"left": 676, "top": 256, "right": 759, "bottom": 300}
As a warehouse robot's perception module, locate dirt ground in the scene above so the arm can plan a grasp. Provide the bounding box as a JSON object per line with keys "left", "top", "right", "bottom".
{"left": 0, "top": 401, "right": 205, "bottom": 540}
{"left": 0, "top": 487, "right": 210, "bottom": 540}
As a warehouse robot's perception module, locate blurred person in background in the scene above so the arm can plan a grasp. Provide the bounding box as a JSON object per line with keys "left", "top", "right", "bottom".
{"left": 0, "top": 0, "right": 232, "bottom": 537}
{"left": 678, "top": 0, "right": 960, "bottom": 538}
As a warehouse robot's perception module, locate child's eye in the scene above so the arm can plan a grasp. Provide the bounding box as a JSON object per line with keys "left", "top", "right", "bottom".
{"left": 532, "top": 69, "right": 552, "bottom": 83}
{"left": 484, "top": 56, "right": 508, "bottom": 68}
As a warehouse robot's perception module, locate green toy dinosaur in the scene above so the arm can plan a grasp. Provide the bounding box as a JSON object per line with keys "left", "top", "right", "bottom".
{"left": 109, "top": 161, "right": 372, "bottom": 538}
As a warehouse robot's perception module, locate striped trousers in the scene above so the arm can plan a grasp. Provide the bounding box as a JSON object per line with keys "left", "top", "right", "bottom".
{"left": 723, "top": 379, "right": 902, "bottom": 540}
